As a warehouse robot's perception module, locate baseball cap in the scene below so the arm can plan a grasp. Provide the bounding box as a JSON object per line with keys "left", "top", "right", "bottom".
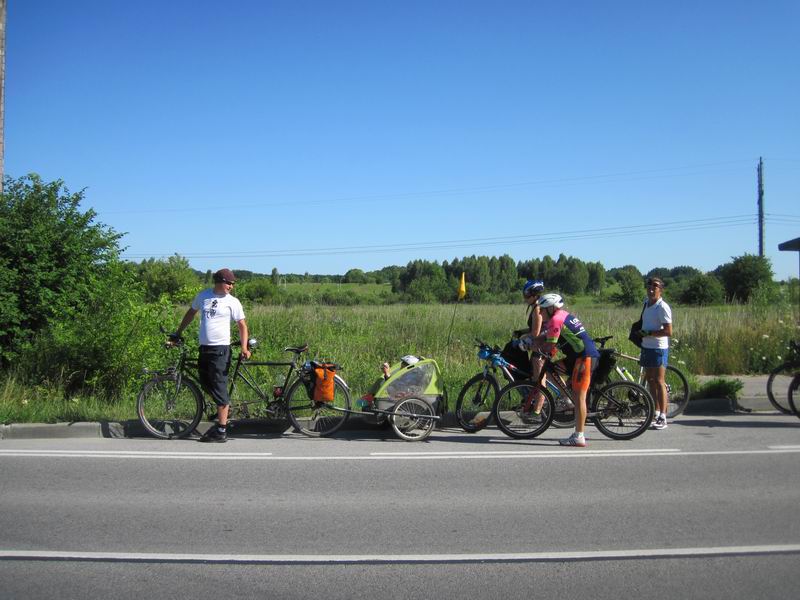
{"left": 213, "top": 268, "right": 236, "bottom": 283}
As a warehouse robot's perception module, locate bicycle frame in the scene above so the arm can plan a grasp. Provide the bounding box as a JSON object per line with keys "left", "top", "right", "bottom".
{"left": 226, "top": 353, "right": 300, "bottom": 419}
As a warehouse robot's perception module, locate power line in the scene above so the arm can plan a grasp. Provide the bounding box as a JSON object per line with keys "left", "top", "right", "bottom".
{"left": 121, "top": 214, "right": 757, "bottom": 260}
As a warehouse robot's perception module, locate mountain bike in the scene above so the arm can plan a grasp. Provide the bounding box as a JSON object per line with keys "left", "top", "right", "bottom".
{"left": 492, "top": 349, "right": 654, "bottom": 440}
{"left": 455, "top": 339, "right": 575, "bottom": 433}
{"left": 593, "top": 336, "right": 690, "bottom": 418}
{"left": 137, "top": 331, "right": 351, "bottom": 439}
{"left": 766, "top": 340, "right": 800, "bottom": 414}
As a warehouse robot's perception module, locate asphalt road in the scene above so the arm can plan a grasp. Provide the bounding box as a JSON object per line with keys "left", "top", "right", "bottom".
{"left": 1, "top": 414, "right": 799, "bottom": 599}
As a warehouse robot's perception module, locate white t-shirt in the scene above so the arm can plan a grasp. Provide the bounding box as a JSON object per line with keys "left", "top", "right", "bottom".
{"left": 191, "top": 288, "right": 246, "bottom": 346}
{"left": 641, "top": 297, "right": 672, "bottom": 350}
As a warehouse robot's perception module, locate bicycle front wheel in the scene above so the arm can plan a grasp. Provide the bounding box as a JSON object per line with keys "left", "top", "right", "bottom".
{"left": 285, "top": 375, "right": 351, "bottom": 437}
{"left": 664, "top": 365, "right": 690, "bottom": 418}
{"left": 137, "top": 375, "right": 204, "bottom": 440}
{"left": 788, "top": 373, "right": 800, "bottom": 419}
{"left": 391, "top": 397, "right": 436, "bottom": 441}
{"left": 492, "top": 381, "right": 554, "bottom": 439}
{"left": 591, "top": 381, "right": 654, "bottom": 440}
{"left": 766, "top": 362, "right": 798, "bottom": 414}
{"left": 455, "top": 372, "right": 500, "bottom": 433}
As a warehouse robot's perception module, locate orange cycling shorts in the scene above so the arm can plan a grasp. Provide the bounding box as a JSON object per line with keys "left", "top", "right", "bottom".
{"left": 571, "top": 357, "right": 595, "bottom": 392}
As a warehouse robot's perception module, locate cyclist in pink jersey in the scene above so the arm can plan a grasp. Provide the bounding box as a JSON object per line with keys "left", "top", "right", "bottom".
{"left": 534, "top": 294, "right": 599, "bottom": 447}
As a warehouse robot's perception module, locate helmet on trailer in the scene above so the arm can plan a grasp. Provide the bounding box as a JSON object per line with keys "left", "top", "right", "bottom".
{"left": 537, "top": 293, "right": 564, "bottom": 309}
{"left": 522, "top": 279, "right": 545, "bottom": 298}
{"left": 400, "top": 355, "right": 420, "bottom": 366}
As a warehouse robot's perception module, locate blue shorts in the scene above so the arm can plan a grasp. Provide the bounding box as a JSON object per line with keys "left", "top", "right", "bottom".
{"left": 640, "top": 347, "right": 669, "bottom": 368}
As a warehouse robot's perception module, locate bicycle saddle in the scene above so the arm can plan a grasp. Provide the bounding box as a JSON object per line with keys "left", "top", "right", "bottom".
{"left": 284, "top": 344, "right": 309, "bottom": 354}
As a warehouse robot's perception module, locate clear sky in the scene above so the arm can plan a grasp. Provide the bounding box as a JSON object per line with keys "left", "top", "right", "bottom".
{"left": 6, "top": 1, "right": 800, "bottom": 279}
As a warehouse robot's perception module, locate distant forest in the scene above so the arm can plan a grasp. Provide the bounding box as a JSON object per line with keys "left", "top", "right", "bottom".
{"left": 148, "top": 251, "right": 787, "bottom": 307}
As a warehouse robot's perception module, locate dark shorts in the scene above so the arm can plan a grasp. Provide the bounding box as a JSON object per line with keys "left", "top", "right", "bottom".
{"left": 198, "top": 345, "right": 232, "bottom": 406}
{"left": 640, "top": 347, "right": 669, "bottom": 368}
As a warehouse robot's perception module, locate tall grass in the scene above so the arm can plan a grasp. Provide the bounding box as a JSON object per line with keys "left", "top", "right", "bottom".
{"left": 243, "top": 302, "right": 797, "bottom": 401}
{"left": 2, "top": 301, "right": 796, "bottom": 423}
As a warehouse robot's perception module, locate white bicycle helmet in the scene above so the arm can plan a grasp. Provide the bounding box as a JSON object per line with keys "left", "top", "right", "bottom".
{"left": 537, "top": 293, "right": 564, "bottom": 309}
{"left": 400, "top": 355, "right": 420, "bottom": 366}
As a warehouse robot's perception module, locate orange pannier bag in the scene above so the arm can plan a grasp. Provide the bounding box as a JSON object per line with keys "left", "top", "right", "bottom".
{"left": 312, "top": 362, "right": 337, "bottom": 402}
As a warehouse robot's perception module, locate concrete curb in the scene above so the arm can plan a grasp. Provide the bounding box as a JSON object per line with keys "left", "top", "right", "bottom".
{"left": 0, "top": 397, "right": 779, "bottom": 440}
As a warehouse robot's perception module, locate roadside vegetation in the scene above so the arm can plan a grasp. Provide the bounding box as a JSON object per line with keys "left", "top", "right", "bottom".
{"left": 1, "top": 173, "right": 798, "bottom": 423}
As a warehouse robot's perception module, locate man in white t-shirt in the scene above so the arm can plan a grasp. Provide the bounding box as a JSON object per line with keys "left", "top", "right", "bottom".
{"left": 639, "top": 277, "right": 673, "bottom": 430}
{"left": 173, "top": 268, "right": 250, "bottom": 442}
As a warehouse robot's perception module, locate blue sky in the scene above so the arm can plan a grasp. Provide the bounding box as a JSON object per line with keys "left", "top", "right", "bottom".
{"left": 6, "top": 0, "right": 800, "bottom": 279}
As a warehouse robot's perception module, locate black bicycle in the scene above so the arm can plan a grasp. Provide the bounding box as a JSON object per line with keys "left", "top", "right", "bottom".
{"left": 492, "top": 349, "right": 655, "bottom": 440}
{"left": 766, "top": 340, "right": 800, "bottom": 414}
{"left": 137, "top": 331, "right": 352, "bottom": 439}
{"left": 455, "top": 339, "right": 575, "bottom": 433}
{"left": 593, "top": 335, "right": 691, "bottom": 418}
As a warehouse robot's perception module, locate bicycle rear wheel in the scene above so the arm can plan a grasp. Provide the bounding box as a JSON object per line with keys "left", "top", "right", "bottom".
{"left": 137, "top": 375, "right": 204, "bottom": 440}
{"left": 766, "top": 362, "right": 798, "bottom": 414}
{"left": 788, "top": 374, "right": 800, "bottom": 419}
{"left": 664, "top": 365, "right": 690, "bottom": 418}
{"left": 455, "top": 372, "right": 499, "bottom": 432}
{"left": 390, "top": 397, "right": 436, "bottom": 441}
{"left": 492, "top": 381, "right": 554, "bottom": 439}
{"left": 591, "top": 381, "right": 654, "bottom": 440}
{"left": 285, "top": 375, "right": 351, "bottom": 437}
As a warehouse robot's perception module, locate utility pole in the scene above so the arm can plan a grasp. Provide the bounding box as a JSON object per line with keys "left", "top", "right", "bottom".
{"left": 757, "top": 157, "right": 765, "bottom": 257}
{"left": 0, "top": 0, "right": 6, "bottom": 194}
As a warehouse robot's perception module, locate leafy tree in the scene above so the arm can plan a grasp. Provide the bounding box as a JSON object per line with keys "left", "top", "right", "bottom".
{"left": 608, "top": 264, "right": 643, "bottom": 284}
{"left": 614, "top": 269, "right": 645, "bottom": 306}
{"left": 677, "top": 274, "right": 725, "bottom": 305}
{"left": 714, "top": 254, "right": 774, "bottom": 302}
{"left": 561, "top": 258, "right": 589, "bottom": 295}
{"left": 398, "top": 260, "right": 450, "bottom": 302}
{"left": 135, "top": 254, "right": 199, "bottom": 303}
{"left": 343, "top": 268, "right": 368, "bottom": 284}
{"left": 0, "top": 174, "right": 124, "bottom": 363}
{"left": 271, "top": 267, "right": 280, "bottom": 286}
{"left": 586, "top": 261, "right": 606, "bottom": 293}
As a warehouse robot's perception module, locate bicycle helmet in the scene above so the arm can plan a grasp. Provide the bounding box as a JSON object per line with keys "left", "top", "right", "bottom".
{"left": 537, "top": 293, "right": 564, "bottom": 309}
{"left": 400, "top": 355, "right": 420, "bottom": 366}
{"left": 522, "top": 279, "right": 545, "bottom": 298}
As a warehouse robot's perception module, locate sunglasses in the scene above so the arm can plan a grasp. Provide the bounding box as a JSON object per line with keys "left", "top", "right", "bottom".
{"left": 222, "top": 279, "right": 235, "bottom": 285}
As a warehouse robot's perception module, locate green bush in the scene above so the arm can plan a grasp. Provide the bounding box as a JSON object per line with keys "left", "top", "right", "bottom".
{"left": 0, "top": 174, "right": 123, "bottom": 364}
{"left": 135, "top": 255, "right": 201, "bottom": 303}
{"left": 715, "top": 254, "right": 774, "bottom": 302}
{"left": 695, "top": 377, "right": 744, "bottom": 401}
{"left": 17, "top": 263, "right": 175, "bottom": 397}
{"left": 677, "top": 274, "right": 725, "bottom": 306}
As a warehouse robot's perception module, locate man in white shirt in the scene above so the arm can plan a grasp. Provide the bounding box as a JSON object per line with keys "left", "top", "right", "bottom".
{"left": 639, "top": 277, "right": 673, "bottom": 430}
{"left": 174, "top": 268, "right": 250, "bottom": 442}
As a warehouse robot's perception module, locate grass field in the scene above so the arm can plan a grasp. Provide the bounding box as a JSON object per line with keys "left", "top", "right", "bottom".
{"left": 1, "top": 302, "right": 797, "bottom": 423}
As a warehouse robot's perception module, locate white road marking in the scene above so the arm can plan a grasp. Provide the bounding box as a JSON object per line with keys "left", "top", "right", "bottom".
{"left": 0, "top": 449, "right": 272, "bottom": 460}
{"left": 2, "top": 447, "right": 800, "bottom": 460}
{"left": 369, "top": 449, "right": 682, "bottom": 456}
{"left": 1, "top": 544, "right": 799, "bottom": 564}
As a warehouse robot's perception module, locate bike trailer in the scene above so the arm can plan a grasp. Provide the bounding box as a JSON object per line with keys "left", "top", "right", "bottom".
{"left": 368, "top": 356, "right": 444, "bottom": 413}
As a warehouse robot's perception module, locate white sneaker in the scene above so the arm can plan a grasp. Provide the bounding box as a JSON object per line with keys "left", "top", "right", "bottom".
{"left": 559, "top": 433, "right": 587, "bottom": 447}
{"left": 652, "top": 415, "right": 667, "bottom": 430}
